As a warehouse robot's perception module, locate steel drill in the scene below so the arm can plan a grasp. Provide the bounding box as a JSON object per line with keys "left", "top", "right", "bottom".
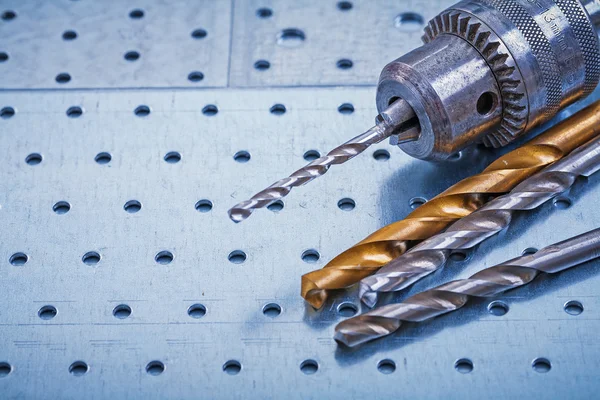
{"left": 301, "top": 101, "right": 600, "bottom": 309}
{"left": 229, "top": 0, "right": 600, "bottom": 222}
{"left": 228, "top": 100, "right": 418, "bottom": 223}
{"left": 359, "top": 135, "right": 600, "bottom": 307}
{"left": 335, "top": 227, "right": 600, "bottom": 347}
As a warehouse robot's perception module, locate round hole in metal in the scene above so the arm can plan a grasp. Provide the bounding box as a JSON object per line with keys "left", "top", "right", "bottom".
{"left": 454, "top": 358, "right": 473, "bottom": 374}
{"left": 113, "top": 304, "right": 131, "bottom": 319}
{"left": 155, "top": 251, "right": 173, "bottom": 265}
{"left": 262, "top": 303, "right": 282, "bottom": 318}
{"left": 228, "top": 250, "right": 247, "bottom": 264}
{"left": 53, "top": 201, "right": 71, "bottom": 215}
{"left": 187, "top": 304, "right": 207, "bottom": 319}
{"left": 69, "top": 361, "right": 89, "bottom": 376}
{"left": 377, "top": 359, "right": 396, "bottom": 374}
{"left": 564, "top": 300, "right": 583, "bottom": 316}
{"left": 300, "top": 359, "right": 318, "bottom": 375}
{"left": 38, "top": 305, "right": 57, "bottom": 320}
{"left": 223, "top": 360, "right": 241, "bottom": 375}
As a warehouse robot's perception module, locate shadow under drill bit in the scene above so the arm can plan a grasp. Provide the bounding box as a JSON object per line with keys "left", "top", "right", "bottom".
{"left": 376, "top": 143, "right": 498, "bottom": 228}
{"left": 332, "top": 175, "right": 600, "bottom": 366}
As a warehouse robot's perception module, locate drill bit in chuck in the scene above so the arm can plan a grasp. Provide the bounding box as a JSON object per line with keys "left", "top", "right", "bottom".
{"left": 335, "top": 227, "right": 600, "bottom": 347}
{"left": 228, "top": 99, "right": 418, "bottom": 223}
{"left": 359, "top": 136, "right": 600, "bottom": 307}
{"left": 301, "top": 101, "right": 600, "bottom": 309}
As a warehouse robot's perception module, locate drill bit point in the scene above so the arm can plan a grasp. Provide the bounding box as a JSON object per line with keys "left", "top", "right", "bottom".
{"left": 358, "top": 282, "right": 379, "bottom": 308}
{"left": 334, "top": 313, "right": 402, "bottom": 347}
{"left": 301, "top": 275, "right": 329, "bottom": 309}
{"left": 228, "top": 209, "right": 247, "bottom": 223}
{"left": 227, "top": 100, "right": 416, "bottom": 222}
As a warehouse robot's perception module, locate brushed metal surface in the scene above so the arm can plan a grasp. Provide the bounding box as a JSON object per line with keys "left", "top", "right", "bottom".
{"left": 0, "top": 0, "right": 232, "bottom": 89}
{"left": 1, "top": 0, "right": 600, "bottom": 399}
{"left": 230, "top": 0, "right": 457, "bottom": 87}
{"left": 1, "top": 87, "right": 599, "bottom": 400}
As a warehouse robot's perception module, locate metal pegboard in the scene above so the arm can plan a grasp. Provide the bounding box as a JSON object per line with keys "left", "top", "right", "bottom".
{"left": 0, "top": 0, "right": 232, "bottom": 89}
{"left": 230, "top": 0, "right": 456, "bottom": 87}
{"left": 1, "top": 0, "right": 600, "bottom": 399}
{"left": 0, "top": 0, "right": 456, "bottom": 89}
{"left": 1, "top": 87, "right": 600, "bottom": 400}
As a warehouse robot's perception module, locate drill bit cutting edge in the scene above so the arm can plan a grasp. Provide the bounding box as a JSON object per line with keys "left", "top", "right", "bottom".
{"left": 359, "top": 134, "right": 600, "bottom": 307}
{"left": 335, "top": 227, "right": 600, "bottom": 347}
{"left": 301, "top": 101, "right": 600, "bottom": 309}
{"left": 230, "top": 0, "right": 600, "bottom": 223}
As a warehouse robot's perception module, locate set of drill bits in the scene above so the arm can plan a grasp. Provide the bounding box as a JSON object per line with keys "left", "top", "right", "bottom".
{"left": 222, "top": 0, "right": 600, "bottom": 350}
{"left": 234, "top": 100, "right": 600, "bottom": 347}
{"left": 325, "top": 102, "right": 600, "bottom": 346}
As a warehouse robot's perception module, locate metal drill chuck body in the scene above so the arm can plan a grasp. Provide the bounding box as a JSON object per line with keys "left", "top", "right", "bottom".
{"left": 377, "top": 0, "right": 600, "bottom": 160}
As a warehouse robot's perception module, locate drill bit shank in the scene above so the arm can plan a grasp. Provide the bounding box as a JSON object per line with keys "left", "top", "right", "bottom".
{"left": 359, "top": 136, "right": 600, "bottom": 307}
{"left": 301, "top": 101, "right": 600, "bottom": 309}
{"left": 228, "top": 99, "right": 417, "bottom": 223}
{"left": 335, "top": 227, "right": 600, "bottom": 347}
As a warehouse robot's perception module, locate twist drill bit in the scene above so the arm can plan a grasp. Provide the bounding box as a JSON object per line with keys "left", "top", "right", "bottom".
{"left": 335, "top": 227, "right": 600, "bottom": 347}
{"left": 301, "top": 101, "right": 600, "bottom": 309}
{"left": 359, "top": 136, "right": 600, "bottom": 307}
{"left": 228, "top": 99, "right": 419, "bottom": 223}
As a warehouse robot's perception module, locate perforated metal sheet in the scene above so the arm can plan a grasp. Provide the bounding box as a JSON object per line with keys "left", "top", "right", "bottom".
{"left": 230, "top": 0, "right": 456, "bottom": 87}
{"left": 0, "top": 0, "right": 232, "bottom": 89}
{"left": 1, "top": 1, "right": 599, "bottom": 399}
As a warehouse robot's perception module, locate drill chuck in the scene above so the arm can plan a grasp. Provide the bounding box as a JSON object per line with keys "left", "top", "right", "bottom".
{"left": 378, "top": 0, "right": 600, "bottom": 160}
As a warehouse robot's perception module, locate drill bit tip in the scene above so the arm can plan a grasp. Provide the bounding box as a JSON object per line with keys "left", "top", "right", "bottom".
{"left": 358, "top": 283, "right": 379, "bottom": 309}
{"left": 334, "top": 313, "right": 401, "bottom": 347}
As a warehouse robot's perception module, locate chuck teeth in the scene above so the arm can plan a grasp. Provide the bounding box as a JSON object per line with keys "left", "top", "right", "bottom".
{"left": 423, "top": 11, "right": 528, "bottom": 148}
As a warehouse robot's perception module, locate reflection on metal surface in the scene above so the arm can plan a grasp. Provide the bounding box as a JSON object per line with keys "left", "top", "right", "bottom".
{"left": 302, "top": 101, "right": 600, "bottom": 310}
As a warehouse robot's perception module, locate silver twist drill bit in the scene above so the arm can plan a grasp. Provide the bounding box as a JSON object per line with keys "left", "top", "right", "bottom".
{"left": 359, "top": 136, "right": 600, "bottom": 308}
{"left": 335, "top": 227, "right": 600, "bottom": 347}
{"left": 228, "top": 99, "right": 418, "bottom": 223}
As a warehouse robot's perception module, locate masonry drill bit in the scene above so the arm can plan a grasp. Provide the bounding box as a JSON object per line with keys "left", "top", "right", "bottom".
{"left": 301, "top": 101, "right": 600, "bottom": 309}
{"left": 359, "top": 136, "right": 600, "bottom": 307}
{"left": 335, "top": 227, "right": 600, "bottom": 347}
{"left": 228, "top": 99, "right": 418, "bottom": 223}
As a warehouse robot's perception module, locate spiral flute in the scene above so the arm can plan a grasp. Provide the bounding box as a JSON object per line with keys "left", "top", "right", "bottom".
{"left": 228, "top": 100, "right": 417, "bottom": 223}
{"left": 301, "top": 101, "right": 600, "bottom": 309}
{"left": 358, "top": 136, "right": 600, "bottom": 307}
{"left": 335, "top": 227, "right": 600, "bottom": 347}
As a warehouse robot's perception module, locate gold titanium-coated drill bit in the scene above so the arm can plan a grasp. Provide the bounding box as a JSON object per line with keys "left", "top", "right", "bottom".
{"left": 335, "top": 227, "right": 600, "bottom": 347}
{"left": 301, "top": 101, "right": 600, "bottom": 309}
{"left": 359, "top": 136, "right": 600, "bottom": 307}
{"left": 228, "top": 99, "right": 419, "bottom": 223}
